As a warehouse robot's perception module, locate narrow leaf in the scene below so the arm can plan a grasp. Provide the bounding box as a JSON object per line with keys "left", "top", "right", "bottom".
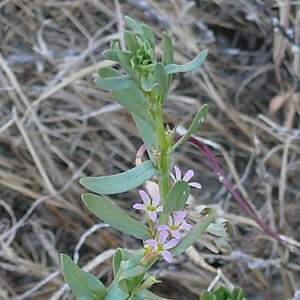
{"left": 153, "top": 63, "right": 168, "bottom": 97}
{"left": 98, "top": 67, "right": 123, "bottom": 78}
{"left": 124, "top": 30, "right": 140, "bottom": 54}
{"left": 169, "top": 104, "right": 209, "bottom": 154}
{"left": 112, "top": 89, "right": 154, "bottom": 123}
{"left": 141, "top": 73, "right": 157, "bottom": 92}
{"left": 141, "top": 24, "right": 155, "bottom": 50}
{"left": 133, "top": 289, "right": 172, "bottom": 300}
{"left": 165, "top": 50, "right": 207, "bottom": 74}
{"left": 82, "top": 193, "right": 151, "bottom": 240}
{"left": 94, "top": 75, "right": 135, "bottom": 91}
{"left": 232, "top": 287, "right": 245, "bottom": 300}
{"left": 133, "top": 114, "right": 158, "bottom": 162}
{"left": 61, "top": 254, "right": 106, "bottom": 300}
{"left": 162, "top": 32, "right": 173, "bottom": 66}
{"left": 125, "top": 16, "right": 143, "bottom": 35}
{"left": 170, "top": 213, "right": 214, "bottom": 256}
{"left": 163, "top": 180, "right": 190, "bottom": 214}
{"left": 80, "top": 160, "right": 159, "bottom": 195}
{"left": 115, "top": 42, "right": 136, "bottom": 76}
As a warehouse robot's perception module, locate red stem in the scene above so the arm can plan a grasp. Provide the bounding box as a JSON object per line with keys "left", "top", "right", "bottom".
{"left": 174, "top": 135, "right": 300, "bottom": 257}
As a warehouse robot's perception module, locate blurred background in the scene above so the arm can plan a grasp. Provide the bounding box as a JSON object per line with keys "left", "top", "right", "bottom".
{"left": 0, "top": 0, "right": 300, "bottom": 299}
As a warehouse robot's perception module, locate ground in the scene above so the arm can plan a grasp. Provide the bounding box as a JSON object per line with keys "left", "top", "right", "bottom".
{"left": 0, "top": 0, "right": 300, "bottom": 299}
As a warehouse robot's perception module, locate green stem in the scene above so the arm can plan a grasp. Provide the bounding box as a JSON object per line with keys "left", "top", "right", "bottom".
{"left": 154, "top": 104, "right": 169, "bottom": 203}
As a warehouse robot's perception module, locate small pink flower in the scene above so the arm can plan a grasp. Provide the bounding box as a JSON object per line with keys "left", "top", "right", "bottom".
{"left": 158, "top": 210, "right": 193, "bottom": 238}
{"left": 145, "top": 230, "right": 180, "bottom": 263}
{"left": 170, "top": 166, "right": 201, "bottom": 189}
{"left": 133, "top": 190, "right": 163, "bottom": 221}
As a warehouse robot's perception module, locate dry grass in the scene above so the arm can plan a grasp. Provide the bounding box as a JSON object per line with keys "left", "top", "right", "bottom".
{"left": 0, "top": 0, "right": 300, "bottom": 299}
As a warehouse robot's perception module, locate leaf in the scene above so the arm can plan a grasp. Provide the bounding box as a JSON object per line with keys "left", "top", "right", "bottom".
{"left": 94, "top": 75, "right": 135, "bottom": 91}
{"left": 132, "top": 114, "right": 159, "bottom": 162}
{"left": 80, "top": 160, "right": 159, "bottom": 195}
{"left": 102, "top": 49, "right": 130, "bottom": 64}
{"left": 112, "top": 88, "right": 154, "bottom": 123}
{"left": 133, "top": 289, "right": 172, "bottom": 300}
{"left": 232, "top": 287, "right": 245, "bottom": 300}
{"left": 112, "top": 248, "right": 126, "bottom": 277}
{"left": 206, "top": 222, "right": 225, "bottom": 236}
{"left": 153, "top": 63, "right": 168, "bottom": 97}
{"left": 161, "top": 32, "right": 174, "bottom": 66}
{"left": 115, "top": 42, "right": 136, "bottom": 76}
{"left": 125, "top": 15, "right": 143, "bottom": 35}
{"left": 61, "top": 254, "right": 106, "bottom": 300}
{"left": 141, "top": 73, "right": 157, "bottom": 92}
{"left": 199, "top": 291, "right": 214, "bottom": 300}
{"left": 170, "top": 213, "right": 214, "bottom": 256}
{"left": 165, "top": 50, "right": 207, "bottom": 74}
{"left": 141, "top": 24, "right": 155, "bottom": 50}
{"left": 169, "top": 104, "right": 209, "bottom": 154}
{"left": 82, "top": 193, "right": 151, "bottom": 240}
{"left": 105, "top": 250, "right": 145, "bottom": 300}
{"left": 163, "top": 180, "right": 190, "bottom": 214}
{"left": 124, "top": 30, "right": 140, "bottom": 54}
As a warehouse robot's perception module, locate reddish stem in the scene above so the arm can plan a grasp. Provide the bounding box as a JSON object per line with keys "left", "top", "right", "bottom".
{"left": 174, "top": 135, "right": 300, "bottom": 257}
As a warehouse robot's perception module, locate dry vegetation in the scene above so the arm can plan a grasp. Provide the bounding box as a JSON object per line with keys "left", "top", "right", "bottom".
{"left": 1, "top": 0, "right": 300, "bottom": 299}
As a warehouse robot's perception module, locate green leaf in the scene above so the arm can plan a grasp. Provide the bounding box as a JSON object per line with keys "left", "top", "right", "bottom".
{"left": 124, "top": 30, "right": 140, "bottom": 54}
{"left": 141, "top": 73, "right": 157, "bottom": 92}
{"left": 80, "top": 160, "right": 159, "bottom": 195}
{"left": 102, "top": 49, "right": 131, "bottom": 64}
{"left": 94, "top": 75, "right": 135, "bottom": 91}
{"left": 170, "top": 213, "right": 214, "bottom": 256}
{"left": 162, "top": 32, "right": 174, "bottom": 66}
{"left": 232, "top": 287, "right": 245, "bottom": 300}
{"left": 133, "top": 289, "right": 172, "bottom": 300}
{"left": 165, "top": 50, "right": 207, "bottom": 74}
{"left": 113, "top": 248, "right": 127, "bottom": 277}
{"left": 125, "top": 15, "right": 143, "bottom": 35}
{"left": 199, "top": 291, "right": 214, "bottom": 300}
{"left": 141, "top": 24, "right": 155, "bottom": 50}
{"left": 169, "top": 104, "right": 209, "bottom": 154}
{"left": 112, "top": 88, "right": 154, "bottom": 124}
{"left": 163, "top": 180, "right": 190, "bottom": 214}
{"left": 153, "top": 63, "right": 168, "bottom": 97}
{"left": 60, "top": 254, "right": 106, "bottom": 300}
{"left": 82, "top": 193, "right": 151, "bottom": 240}
{"left": 105, "top": 250, "right": 146, "bottom": 300}
{"left": 132, "top": 114, "right": 158, "bottom": 162}
{"left": 115, "top": 42, "right": 136, "bottom": 76}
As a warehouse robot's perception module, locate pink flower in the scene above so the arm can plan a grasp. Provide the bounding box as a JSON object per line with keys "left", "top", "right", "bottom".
{"left": 170, "top": 166, "right": 201, "bottom": 189}
{"left": 133, "top": 190, "right": 163, "bottom": 221}
{"left": 145, "top": 230, "right": 180, "bottom": 263}
{"left": 158, "top": 210, "right": 193, "bottom": 238}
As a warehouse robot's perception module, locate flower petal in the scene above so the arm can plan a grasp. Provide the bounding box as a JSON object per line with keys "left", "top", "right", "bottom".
{"left": 183, "top": 169, "right": 194, "bottom": 182}
{"left": 156, "top": 206, "right": 163, "bottom": 213}
{"left": 158, "top": 225, "right": 169, "bottom": 232}
{"left": 163, "top": 238, "right": 180, "bottom": 250}
{"left": 174, "top": 166, "right": 181, "bottom": 181}
{"left": 133, "top": 203, "right": 146, "bottom": 210}
{"left": 173, "top": 210, "right": 186, "bottom": 225}
{"left": 161, "top": 250, "right": 172, "bottom": 263}
{"left": 171, "top": 230, "right": 181, "bottom": 239}
{"left": 148, "top": 211, "right": 157, "bottom": 221}
{"left": 139, "top": 190, "right": 151, "bottom": 205}
{"left": 158, "top": 230, "right": 169, "bottom": 244}
{"left": 170, "top": 172, "right": 176, "bottom": 183}
{"left": 188, "top": 182, "right": 202, "bottom": 189}
{"left": 146, "top": 239, "right": 157, "bottom": 248}
{"left": 152, "top": 193, "right": 161, "bottom": 207}
{"left": 179, "top": 223, "right": 193, "bottom": 231}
